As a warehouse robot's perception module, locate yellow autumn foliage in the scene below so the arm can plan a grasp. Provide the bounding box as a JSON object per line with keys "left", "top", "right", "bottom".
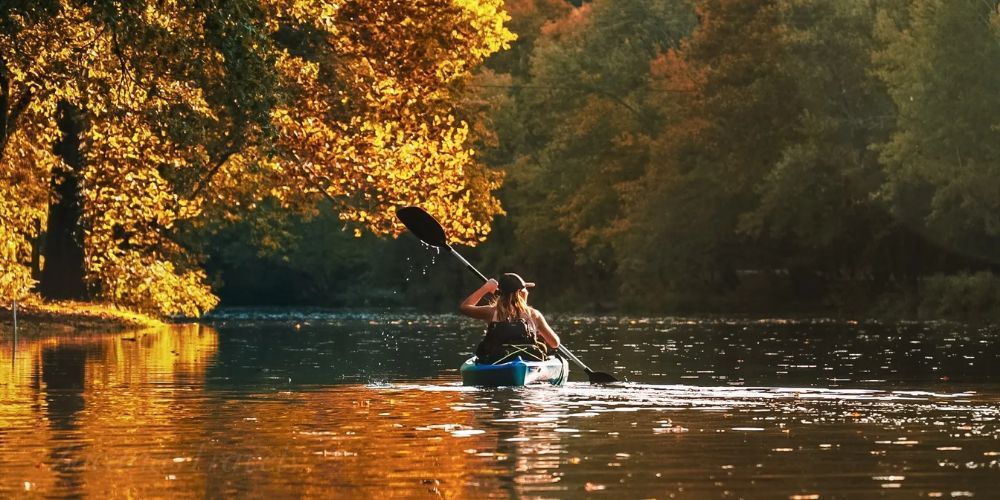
{"left": 0, "top": 0, "right": 513, "bottom": 315}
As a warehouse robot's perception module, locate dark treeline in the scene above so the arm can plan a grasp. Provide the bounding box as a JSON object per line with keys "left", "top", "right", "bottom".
{"left": 206, "top": 0, "right": 1000, "bottom": 320}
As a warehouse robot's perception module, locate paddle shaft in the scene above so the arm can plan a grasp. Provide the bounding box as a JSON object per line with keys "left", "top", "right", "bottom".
{"left": 556, "top": 345, "right": 596, "bottom": 373}
{"left": 448, "top": 246, "right": 488, "bottom": 282}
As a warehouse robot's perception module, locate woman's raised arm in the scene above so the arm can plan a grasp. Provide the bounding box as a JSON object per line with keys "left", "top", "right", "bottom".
{"left": 459, "top": 279, "right": 498, "bottom": 321}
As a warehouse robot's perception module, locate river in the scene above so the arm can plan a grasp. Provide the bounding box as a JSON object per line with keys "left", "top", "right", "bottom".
{"left": 2, "top": 312, "right": 998, "bottom": 497}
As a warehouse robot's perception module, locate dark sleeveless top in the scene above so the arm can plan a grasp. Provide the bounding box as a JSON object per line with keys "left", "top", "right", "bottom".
{"left": 474, "top": 315, "right": 549, "bottom": 365}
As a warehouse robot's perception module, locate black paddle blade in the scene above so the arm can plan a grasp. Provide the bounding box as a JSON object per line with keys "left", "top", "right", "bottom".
{"left": 585, "top": 370, "right": 618, "bottom": 384}
{"left": 396, "top": 206, "right": 448, "bottom": 247}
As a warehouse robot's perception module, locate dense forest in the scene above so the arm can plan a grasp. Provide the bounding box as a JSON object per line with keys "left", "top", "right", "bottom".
{"left": 209, "top": 0, "right": 1000, "bottom": 320}
{"left": 466, "top": 0, "right": 1000, "bottom": 319}
{"left": 2, "top": 0, "right": 999, "bottom": 320}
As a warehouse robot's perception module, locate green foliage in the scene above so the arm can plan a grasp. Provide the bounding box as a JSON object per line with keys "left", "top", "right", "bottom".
{"left": 873, "top": 0, "right": 1000, "bottom": 261}
{"left": 739, "top": 0, "right": 895, "bottom": 279}
{"left": 8, "top": 0, "right": 995, "bottom": 320}
{"left": 196, "top": 201, "right": 466, "bottom": 310}
{"left": 473, "top": 0, "right": 696, "bottom": 308}
{"left": 461, "top": 0, "right": 999, "bottom": 317}
{"left": 917, "top": 272, "right": 1000, "bottom": 322}
{"left": 622, "top": 0, "right": 802, "bottom": 298}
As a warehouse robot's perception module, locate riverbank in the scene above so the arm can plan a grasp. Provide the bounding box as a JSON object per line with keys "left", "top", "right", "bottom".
{"left": 0, "top": 298, "right": 163, "bottom": 335}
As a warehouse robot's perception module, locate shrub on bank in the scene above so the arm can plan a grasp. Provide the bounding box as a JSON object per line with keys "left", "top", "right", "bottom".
{"left": 917, "top": 272, "right": 1000, "bottom": 322}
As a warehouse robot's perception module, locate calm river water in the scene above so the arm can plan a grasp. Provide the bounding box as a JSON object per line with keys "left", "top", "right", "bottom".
{"left": 2, "top": 312, "right": 999, "bottom": 498}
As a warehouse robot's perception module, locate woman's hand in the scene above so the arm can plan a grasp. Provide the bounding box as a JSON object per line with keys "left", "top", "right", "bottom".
{"left": 483, "top": 279, "right": 499, "bottom": 293}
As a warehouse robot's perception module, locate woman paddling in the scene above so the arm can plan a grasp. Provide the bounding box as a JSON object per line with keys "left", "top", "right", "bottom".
{"left": 459, "top": 273, "right": 561, "bottom": 365}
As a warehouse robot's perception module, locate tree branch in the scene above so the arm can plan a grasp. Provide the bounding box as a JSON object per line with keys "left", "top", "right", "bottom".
{"left": 189, "top": 145, "right": 238, "bottom": 200}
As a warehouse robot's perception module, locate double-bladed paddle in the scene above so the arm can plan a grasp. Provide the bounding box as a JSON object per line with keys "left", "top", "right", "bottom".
{"left": 396, "top": 206, "right": 618, "bottom": 384}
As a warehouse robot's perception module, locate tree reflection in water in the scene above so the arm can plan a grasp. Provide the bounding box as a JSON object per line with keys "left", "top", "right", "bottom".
{"left": 2, "top": 316, "right": 1000, "bottom": 497}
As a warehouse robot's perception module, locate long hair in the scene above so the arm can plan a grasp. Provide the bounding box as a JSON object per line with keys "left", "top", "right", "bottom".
{"left": 493, "top": 290, "right": 529, "bottom": 322}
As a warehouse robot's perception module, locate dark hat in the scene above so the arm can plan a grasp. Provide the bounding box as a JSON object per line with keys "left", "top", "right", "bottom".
{"left": 498, "top": 273, "right": 535, "bottom": 294}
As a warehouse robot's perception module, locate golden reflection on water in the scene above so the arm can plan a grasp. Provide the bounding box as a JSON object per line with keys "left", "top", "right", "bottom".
{"left": 3, "top": 318, "right": 1000, "bottom": 498}
{"left": 1, "top": 325, "right": 218, "bottom": 497}
{"left": 0, "top": 328, "right": 532, "bottom": 497}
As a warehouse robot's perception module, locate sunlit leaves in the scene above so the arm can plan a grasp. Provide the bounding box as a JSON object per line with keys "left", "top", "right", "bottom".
{"left": 0, "top": 3, "right": 87, "bottom": 302}
{"left": 0, "top": 0, "right": 513, "bottom": 312}
{"left": 255, "top": 0, "right": 512, "bottom": 245}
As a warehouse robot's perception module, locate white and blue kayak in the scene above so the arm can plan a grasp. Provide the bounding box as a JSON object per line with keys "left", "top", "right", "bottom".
{"left": 460, "top": 356, "right": 569, "bottom": 387}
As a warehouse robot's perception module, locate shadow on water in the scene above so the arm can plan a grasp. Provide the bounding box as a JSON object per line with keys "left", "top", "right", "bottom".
{"left": 1, "top": 313, "right": 999, "bottom": 497}
{"left": 201, "top": 313, "right": 1000, "bottom": 390}
{"left": 202, "top": 314, "right": 484, "bottom": 387}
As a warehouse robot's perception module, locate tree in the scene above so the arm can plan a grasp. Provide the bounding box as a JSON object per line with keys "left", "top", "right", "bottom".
{"left": 620, "top": 0, "right": 801, "bottom": 307}
{"left": 475, "top": 0, "right": 695, "bottom": 307}
{"left": 738, "top": 0, "right": 896, "bottom": 294}
{"left": 873, "top": 0, "right": 1000, "bottom": 267}
{"left": 0, "top": 0, "right": 515, "bottom": 315}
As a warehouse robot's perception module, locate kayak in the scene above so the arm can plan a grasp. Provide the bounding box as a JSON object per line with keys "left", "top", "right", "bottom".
{"left": 460, "top": 356, "right": 569, "bottom": 387}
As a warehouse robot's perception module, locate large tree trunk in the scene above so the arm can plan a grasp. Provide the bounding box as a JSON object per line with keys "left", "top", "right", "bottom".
{"left": 39, "top": 102, "right": 87, "bottom": 300}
